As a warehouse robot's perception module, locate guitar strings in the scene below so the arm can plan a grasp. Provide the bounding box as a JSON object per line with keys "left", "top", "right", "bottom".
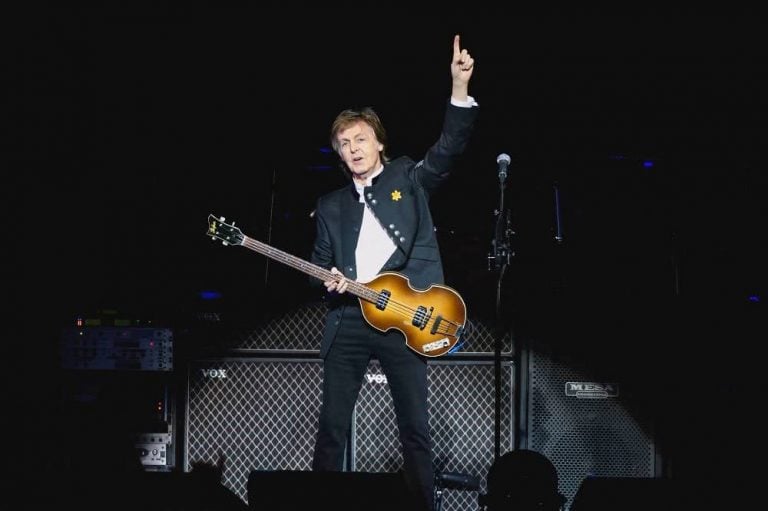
{"left": 239, "top": 239, "right": 460, "bottom": 337}
{"left": 380, "top": 299, "right": 459, "bottom": 336}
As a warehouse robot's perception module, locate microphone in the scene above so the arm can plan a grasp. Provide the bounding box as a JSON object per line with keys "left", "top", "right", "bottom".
{"left": 496, "top": 153, "right": 511, "bottom": 182}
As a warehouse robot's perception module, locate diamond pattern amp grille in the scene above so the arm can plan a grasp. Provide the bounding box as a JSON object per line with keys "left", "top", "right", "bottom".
{"left": 186, "top": 357, "right": 515, "bottom": 510}
{"left": 185, "top": 358, "right": 323, "bottom": 502}
{"left": 234, "top": 299, "right": 512, "bottom": 355}
{"left": 354, "top": 360, "right": 515, "bottom": 511}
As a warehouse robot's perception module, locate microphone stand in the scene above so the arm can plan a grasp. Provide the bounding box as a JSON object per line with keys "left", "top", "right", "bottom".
{"left": 487, "top": 168, "right": 514, "bottom": 459}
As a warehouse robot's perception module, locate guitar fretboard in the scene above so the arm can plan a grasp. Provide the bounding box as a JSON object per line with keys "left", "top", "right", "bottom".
{"left": 241, "top": 236, "right": 379, "bottom": 302}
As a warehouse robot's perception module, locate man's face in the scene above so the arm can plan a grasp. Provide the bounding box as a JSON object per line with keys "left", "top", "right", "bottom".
{"left": 336, "top": 121, "right": 384, "bottom": 182}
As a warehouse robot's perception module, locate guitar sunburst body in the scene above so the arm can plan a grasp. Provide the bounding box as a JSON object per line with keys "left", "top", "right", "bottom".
{"left": 358, "top": 272, "right": 466, "bottom": 357}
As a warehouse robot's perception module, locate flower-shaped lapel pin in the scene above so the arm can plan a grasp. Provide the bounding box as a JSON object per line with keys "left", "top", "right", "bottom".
{"left": 391, "top": 190, "right": 402, "bottom": 201}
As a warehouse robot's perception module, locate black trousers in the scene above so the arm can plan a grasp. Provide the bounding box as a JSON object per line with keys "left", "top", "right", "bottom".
{"left": 312, "top": 305, "right": 433, "bottom": 511}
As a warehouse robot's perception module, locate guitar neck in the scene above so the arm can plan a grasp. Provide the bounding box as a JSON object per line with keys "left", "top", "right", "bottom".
{"left": 241, "top": 235, "right": 378, "bottom": 303}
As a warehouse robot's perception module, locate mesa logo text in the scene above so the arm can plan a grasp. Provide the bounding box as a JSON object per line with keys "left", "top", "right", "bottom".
{"left": 565, "top": 382, "right": 619, "bottom": 399}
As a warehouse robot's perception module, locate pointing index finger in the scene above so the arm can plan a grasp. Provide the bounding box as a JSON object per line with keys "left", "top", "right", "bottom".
{"left": 453, "top": 34, "right": 461, "bottom": 59}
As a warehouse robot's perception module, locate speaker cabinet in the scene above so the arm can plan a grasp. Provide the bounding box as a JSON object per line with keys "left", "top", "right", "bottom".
{"left": 520, "top": 342, "right": 660, "bottom": 509}
{"left": 355, "top": 359, "right": 515, "bottom": 511}
{"left": 185, "top": 358, "right": 324, "bottom": 502}
{"left": 185, "top": 357, "right": 515, "bottom": 510}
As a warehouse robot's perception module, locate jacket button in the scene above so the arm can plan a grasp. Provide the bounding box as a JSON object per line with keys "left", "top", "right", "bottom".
{"left": 366, "top": 193, "right": 373, "bottom": 200}
{"left": 389, "top": 224, "right": 395, "bottom": 229}
{"left": 399, "top": 237, "right": 406, "bottom": 243}
{"left": 394, "top": 230, "right": 400, "bottom": 236}
{"left": 371, "top": 199, "right": 377, "bottom": 205}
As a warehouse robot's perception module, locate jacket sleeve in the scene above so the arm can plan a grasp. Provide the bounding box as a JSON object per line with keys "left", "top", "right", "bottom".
{"left": 413, "top": 101, "right": 479, "bottom": 195}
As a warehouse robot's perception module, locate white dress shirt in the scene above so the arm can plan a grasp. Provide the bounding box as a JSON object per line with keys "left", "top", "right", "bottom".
{"left": 353, "top": 95, "right": 477, "bottom": 282}
{"left": 354, "top": 166, "right": 396, "bottom": 283}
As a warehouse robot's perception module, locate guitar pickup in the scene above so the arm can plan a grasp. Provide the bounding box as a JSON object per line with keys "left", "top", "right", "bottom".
{"left": 412, "top": 306, "right": 433, "bottom": 330}
{"left": 376, "top": 290, "right": 391, "bottom": 310}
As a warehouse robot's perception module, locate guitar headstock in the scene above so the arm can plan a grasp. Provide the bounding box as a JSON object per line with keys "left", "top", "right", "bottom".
{"left": 207, "top": 214, "right": 244, "bottom": 246}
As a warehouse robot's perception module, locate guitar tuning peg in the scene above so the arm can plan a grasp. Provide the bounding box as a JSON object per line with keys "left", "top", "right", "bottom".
{"left": 222, "top": 241, "right": 229, "bottom": 246}
{"left": 219, "top": 216, "right": 226, "bottom": 222}
{"left": 232, "top": 221, "right": 236, "bottom": 226}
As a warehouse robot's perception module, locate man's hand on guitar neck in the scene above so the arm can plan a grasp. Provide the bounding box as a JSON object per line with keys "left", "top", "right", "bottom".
{"left": 324, "top": 267, "right": 349, "bottom": 294}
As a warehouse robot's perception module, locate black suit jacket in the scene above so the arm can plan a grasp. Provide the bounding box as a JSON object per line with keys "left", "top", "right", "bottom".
{"left": 311, "top": 100, "right": 478, "bottom": 357}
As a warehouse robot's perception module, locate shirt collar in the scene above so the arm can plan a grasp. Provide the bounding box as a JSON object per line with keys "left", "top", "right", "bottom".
{"left": 353, "top": 165, "right": 385, "bottom": 197}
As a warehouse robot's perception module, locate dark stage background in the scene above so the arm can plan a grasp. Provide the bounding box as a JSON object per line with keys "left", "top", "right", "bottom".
{"left": 8, "top": 7, "right": 766, "bottom": 509}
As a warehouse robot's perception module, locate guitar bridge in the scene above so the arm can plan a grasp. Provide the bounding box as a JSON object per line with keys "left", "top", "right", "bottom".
{"left": 429, "top": 316, "right": 443, "bottom": 335}
{"left": 412, "top": 306, "right": 433, "bottom": 330}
